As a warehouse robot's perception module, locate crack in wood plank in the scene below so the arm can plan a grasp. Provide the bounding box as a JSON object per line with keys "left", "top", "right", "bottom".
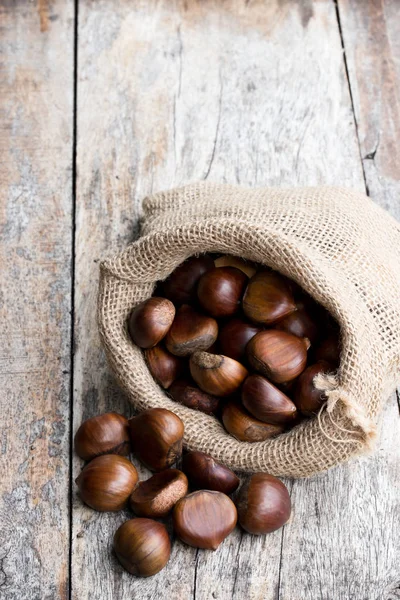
{"left": 333, "top": 0, "right": 369, "bottom": 195}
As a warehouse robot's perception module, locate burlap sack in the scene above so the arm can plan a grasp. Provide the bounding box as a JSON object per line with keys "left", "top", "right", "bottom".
{"left": 98, "top": 183, "right": 400, "bottom": 477}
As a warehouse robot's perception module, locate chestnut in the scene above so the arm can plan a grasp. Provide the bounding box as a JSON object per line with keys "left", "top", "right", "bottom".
{"left": 236, "top": 473, "right": 291, "bottom": 534}
{"left": 128, "top": 297, "right": 175, "bottom": 348}
{"left": 189, "top": 351, "right": 248, "bottom": 397}
{"left": 173, "top": 490, "right": 237, "bottom": 550}
{"left": 275, "top": 308, "right": 320, "bottom": 346}
{"left": 129, "top": 408, "right": 184, "bottom": 471}
{"left": 75, "top": 455, "right": 138, "bottom": 511}
{"left": 144, "top": 345, "right": 184, "bottom": 389}
{"left": 246, "top": 330, "right": 308, "bottom": 383}
{"left": 315, "top": 335, "right": 340, "bottom": 367}
{"left": 165, "top": 304, "right": 218, "bottom": 356}
{"left": 130, "top": 469, "right": 188, "bottom": 518}
{"left": 241, "top": 374, "right": 298, "bottom": 425}
{"left": 168, "top": 378, "right": 220, "bottom": 414}
{"left": 218, "top": 318, "right": 260, "bottom": 362}
{"left": 221, "top": 401, "right": 284, "bottom": 442}
{"left": 281, "top": 275, "right": 304, "bottom": 299}
{"left": 276, "top": 378, "right": 298, "bottom": 396}
{"left": 114, "top": 518, "right": 171, "bottom": 577}
{"left": 294, "top": 361, "right": 331, "bottom": 415}
{"left": 242, "top": 270, "right": 296, "bottom": 325}
{"left": 74, "top": 412, "right": 130, "bottom": 461}
{"left": 182, "top": 451, "right": 240, "bottom": 494}
{"left": 197, "top": 267, "right": 248, "bottom": 318}
{"left": 161, "top": 255, "right": 215, "bottom": 305}
{"left": 214, "top": 255, "right": 257, "bottom": 278}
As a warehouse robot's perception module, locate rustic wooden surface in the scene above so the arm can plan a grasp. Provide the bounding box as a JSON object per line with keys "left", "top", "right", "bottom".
{"left": 0, "top": 1, "right": 74, "bottom": 599}
{"left": 338, "top": 0, "right": 400, "bottom": 220}
{"left": 1, "top": 0, "right": 399, "bottom": 599}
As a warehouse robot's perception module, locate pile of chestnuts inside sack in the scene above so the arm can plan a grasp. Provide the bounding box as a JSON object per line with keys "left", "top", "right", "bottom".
{"left": 131, "top": 254, "right": 340, "bottom": 430}
{"left": 74, "top": 254, "right": 340, "bottom": 577}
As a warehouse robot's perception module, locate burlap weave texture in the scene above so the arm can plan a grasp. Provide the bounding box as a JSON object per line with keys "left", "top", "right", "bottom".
{"left": 98, "top": 183, "right": 400, "bottom": 477}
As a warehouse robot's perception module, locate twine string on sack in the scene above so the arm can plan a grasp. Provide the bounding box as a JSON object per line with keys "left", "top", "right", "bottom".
{"left": 315, "top": 372, "right": 377, "bottom": 448}
{"left": 316, "top": 408, "right": 362, "bottom": 446}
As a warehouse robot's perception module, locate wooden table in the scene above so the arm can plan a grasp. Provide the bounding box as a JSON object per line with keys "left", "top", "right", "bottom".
{"left": 1, "top": 1, "right": 399, "bottom": 598}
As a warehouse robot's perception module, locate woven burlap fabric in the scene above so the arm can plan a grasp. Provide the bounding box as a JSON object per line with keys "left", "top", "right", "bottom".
{"left": 98, "top": 183, "right": 400, "bottom": 478}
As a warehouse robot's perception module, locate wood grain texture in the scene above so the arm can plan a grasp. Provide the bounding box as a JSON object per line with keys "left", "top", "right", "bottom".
{"left": 280, "top": 2, "right": 400, "bottom": 597}
{"left": 338, "top": 0, "right": 400, "bottom": 220}
{"left": 279, "top": 394, "right": 400, "bottom": 600}
{"left": 71, "top": 1, "right": 372, "bottom": 599}
{"left": 0, "top": 1, "right": 74, "bottom": 599}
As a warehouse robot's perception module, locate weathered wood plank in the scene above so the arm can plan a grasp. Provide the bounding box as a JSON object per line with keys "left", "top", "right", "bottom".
{"left": 279, "top": 394, "right": 400, "bottom": 600}
{"left": 0, "top": 1, "right": 74, "bottom": 599}
{"left": 71, "top": 1, "right": 392, "bottom": 599}
{"left": 338, "top": 0, "right": 400, "bottom": 220}
{"left": 279, "top": 1, "right": 400, "bottom": 598}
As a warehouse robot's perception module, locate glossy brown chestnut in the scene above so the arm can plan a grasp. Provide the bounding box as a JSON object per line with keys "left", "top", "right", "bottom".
{"left": 161, "top": 255, "right": 215, "bottom": 305}
{"left": 275, "top": 308, "right": 320, "bottom": 346}
{"left": 144, "top": 345, "right": 184, "bottom": 389}
{"left": 168, "top": 378, "right": 220, "bottom": 414}
{"left": 173, "top": 490, "right": 237, "bottom": 550}
{"left": 241, "top": 374, "right": 298, "bottom": 425}
{"left": 246, "top": 330, "right": 308, "bottom": 383}
{"left": 221, "top": 401, "right": 284, "bottom": 442}
{"left": 75, "top": 455, "right": 138, "bottom": 511}
{"left": 182, "top": 451, "right": 240, "bottom": 494}
{"left": 242, "top": 270, "right": 296, "bottom": 325}
{"left": 114, "top": 518, "right": 171, "bottom": 577}
{"left": 197, "top": 267, "right": 248, "bottom": 318}
{"left": 294, "top": 361, "right": 331, "bottom": 416}
{"left": 130, "top": 469, "right": 188, "bottom": 518}
{"left": 281, "top": 275, "right": 304, "bottom": 299}
{"left": 294, "top": 290, "right": 323, "bottom": 312}
{"left": 236, "top": 473, "right": 291, "bottom": 534}
{"left": 165, "top": 304, "right": 218, "bottom": 356}
{"left": 74, "top": 412, "right": 130, "bottom": 461}
{"left": 214, "top": 255, "right": 257, "bottom": 278}
{"left": 315, "top": 335, "right": 340, "bottom": 367}
{"left": 189, "top": 351, "right": 248, "bottom": 397}
{"left": 218, "top": 318, "right": 260, "bottom": 362}
{"left": 277, "top": 377, "right": 298, "bottom": 396}
{"left": 129, "top": 408, "right": 184, "bottom": 471}
{"left": 128, "top": 297, "right": 175, "bottom": 349}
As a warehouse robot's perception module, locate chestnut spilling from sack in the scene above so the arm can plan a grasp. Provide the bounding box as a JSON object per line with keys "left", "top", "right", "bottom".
{"left": 130, "top": 254, "right": 340, "bottom": 437}
{"left": 74, "top": 407, "right": 292, "bottom": 577}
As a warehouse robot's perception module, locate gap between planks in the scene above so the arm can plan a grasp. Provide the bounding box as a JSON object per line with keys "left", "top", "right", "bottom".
{"left": 333, "top": 0, "right": 369, "bottom": 196}
{"left": 68, "top": 0, "right": 79, "bottom": 598}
